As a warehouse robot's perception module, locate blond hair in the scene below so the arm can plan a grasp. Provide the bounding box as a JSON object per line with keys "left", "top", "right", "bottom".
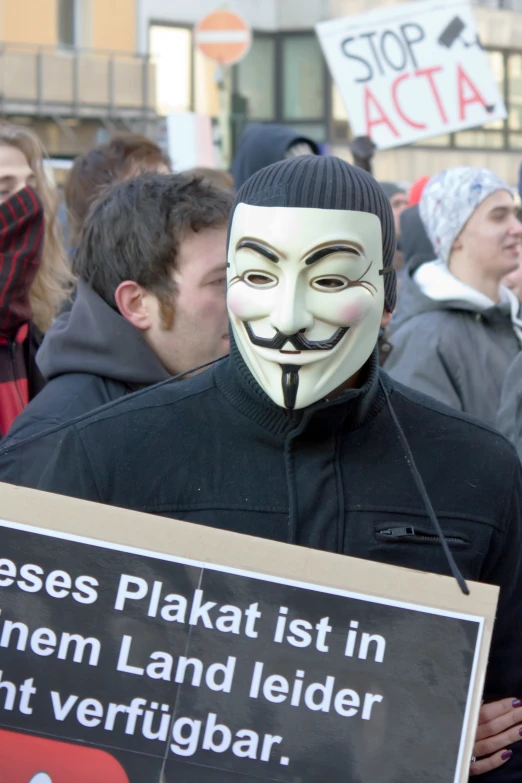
{"left": 0, "top": 125, "right": 73, "bottom": 332}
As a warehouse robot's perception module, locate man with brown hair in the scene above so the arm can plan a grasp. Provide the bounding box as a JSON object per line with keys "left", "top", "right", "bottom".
{"left": 0, "top": 172, "right": 233, "bottom": 485}
{"left": 65, "top": 133, "right": 171, "bottom": 248}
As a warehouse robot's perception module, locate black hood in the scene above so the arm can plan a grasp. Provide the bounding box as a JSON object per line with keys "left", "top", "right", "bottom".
{"left": 229, "top": 155, "right": 397, "bottom": 312}
{"left": 36, "top": 279, "right": 170, "bottom": 385}
{"left": 231, "top": 123, "right": 319, "bottom": 190}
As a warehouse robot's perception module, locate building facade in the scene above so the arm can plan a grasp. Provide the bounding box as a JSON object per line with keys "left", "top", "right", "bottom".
{"left": 0, "top": 0, "right": 155, "bottom": 155}
{"left": 141, "top": 0, "right": 522, "bottom": 184}
{"left": 2, "top": 0, "right": 522, "bottom": 183}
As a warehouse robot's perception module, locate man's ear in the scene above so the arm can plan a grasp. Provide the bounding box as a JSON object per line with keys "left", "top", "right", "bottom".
{"left": 380, "top": 310, "right": 392, "bottom": 329}
{"left": 115, "top": 280, "right": 152, "bottom": 331}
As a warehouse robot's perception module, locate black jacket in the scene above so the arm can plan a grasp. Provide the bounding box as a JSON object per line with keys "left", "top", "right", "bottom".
{"left": 399, "top": 204, "right": 434, "bottom": 272}
{"left": 14, "top": 346, "right": 522, "bottom": 782}
{"left": 0, "top": 279, "right": 170, "bottom": 484}
{"left": 497, "top": 351, "right": 522, "bottom": 460}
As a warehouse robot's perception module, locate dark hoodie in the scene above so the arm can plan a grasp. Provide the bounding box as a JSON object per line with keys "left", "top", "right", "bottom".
{"left": 0, "top": 279, "right": 169, "bottom": 485}
{"left": 230, "top": 123, "right": 319, "bottom": 190}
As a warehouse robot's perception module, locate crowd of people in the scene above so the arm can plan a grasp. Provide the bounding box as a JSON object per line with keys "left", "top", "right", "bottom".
{"left": 2, "top": 121, "right": 522, "bottom": 778}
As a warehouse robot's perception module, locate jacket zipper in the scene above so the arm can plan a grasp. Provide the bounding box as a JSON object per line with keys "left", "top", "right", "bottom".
{"left": 378, "top": 526, "right": 469, "bottom": 546}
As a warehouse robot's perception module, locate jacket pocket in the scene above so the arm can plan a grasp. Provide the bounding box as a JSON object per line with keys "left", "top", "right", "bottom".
{"left": 375, "top": 524, "right": 471, "bottom": 550}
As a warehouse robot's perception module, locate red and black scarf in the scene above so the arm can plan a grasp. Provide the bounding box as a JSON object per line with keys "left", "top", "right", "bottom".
{"left": 0, "top": 187, "right": 44, "bottom": 437}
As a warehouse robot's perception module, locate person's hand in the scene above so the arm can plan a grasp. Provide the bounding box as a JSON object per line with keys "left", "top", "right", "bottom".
{"left": 470, "top": 698, "right": 522, "bottom": 776}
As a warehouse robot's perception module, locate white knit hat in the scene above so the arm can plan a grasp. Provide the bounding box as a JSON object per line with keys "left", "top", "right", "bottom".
{"left": 419, "top": 167, "right": 511, "bottom": 264}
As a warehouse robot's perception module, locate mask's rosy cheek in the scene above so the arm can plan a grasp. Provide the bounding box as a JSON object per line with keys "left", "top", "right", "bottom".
{"left": 227, "top": 284, "right": 271, "bottom": 322}
{"left": 334, "top": 300, "right": 372, "bottom": 326}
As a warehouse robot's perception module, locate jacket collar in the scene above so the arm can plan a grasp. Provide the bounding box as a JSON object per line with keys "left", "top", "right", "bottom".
{"left": 214, "top": 335, "right": 389, "bottom": 437}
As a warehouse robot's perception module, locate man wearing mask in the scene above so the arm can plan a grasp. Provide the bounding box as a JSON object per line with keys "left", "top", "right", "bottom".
{"left": 15, "top": 156, "right": 522, "bottom": 778}
{"left": 385, "top": 167, "right": 522, "bottom": 425}
{"left": 0, "top": 187, "right": 46, "bottom": 438}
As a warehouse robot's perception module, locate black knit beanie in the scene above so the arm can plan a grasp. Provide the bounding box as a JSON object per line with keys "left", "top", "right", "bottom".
{"left": 230, "top": 155, "right": 397, "bottom": 311}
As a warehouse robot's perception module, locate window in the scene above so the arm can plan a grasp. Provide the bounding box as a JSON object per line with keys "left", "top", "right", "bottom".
{"left": 149, "top": 25, "right": 192, "bottom": 115}
{"left": 413, "top": 135, "right": 452, "bottom": 147}
{"left": 454, "top": 130, "right": 504, "bottom": 147}
{"left": 230, "top": 31, "right": 330, "bottom": 151}
{"left": 508, "top": 54, "right": 522, "bottom": 131}
{"left": 236, "top": 37, "right": 276, "bottom": 120}
{"left": 58, "top": 0, "right": 76, "bottom": 47}
{"left": 194, "top": 50, "right": 220, "bottom": 118}
{"left": 332, "top": 83, "right": 347, "bottom": 122}
{"left": 283, "top": 35, "right": 324, "bottom": 120}
{"left": 508, "top": 133, "right": 522, "bottom": 147}
{"left": 484, "top": 51, "right": 505, "bottom": 130}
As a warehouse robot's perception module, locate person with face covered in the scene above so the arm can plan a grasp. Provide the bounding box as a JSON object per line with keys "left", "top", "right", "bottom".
{"left": 0, "top": 187, "right": 46, "bottom": 438}
{"left": 0, "top": 125, "right": 73, "bottom": 438}
{"left": 0, "top": 125, "right": 73, "bottom": 332}
{"left": 385, "top": 167, "right": 522, "bottom": 425}
{"left": 22, "top": 155, "right": 522, "bottom": 779}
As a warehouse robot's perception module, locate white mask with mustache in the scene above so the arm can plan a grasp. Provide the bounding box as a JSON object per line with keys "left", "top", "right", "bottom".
{"left": 227, "top": 204, "right": 387, "bottom": 409}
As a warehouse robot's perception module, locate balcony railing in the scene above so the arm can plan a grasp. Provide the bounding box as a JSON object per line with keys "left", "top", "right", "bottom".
{"left": 0, "top": 43, "right": 157, "bottom": 119}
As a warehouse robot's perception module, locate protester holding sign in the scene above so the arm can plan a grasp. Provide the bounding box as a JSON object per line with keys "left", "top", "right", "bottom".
{"left": 386, "top": 167, "right": 522, "bottom": 425}
{"left": 7, "top": 155, "right": 522, "bottom": 779}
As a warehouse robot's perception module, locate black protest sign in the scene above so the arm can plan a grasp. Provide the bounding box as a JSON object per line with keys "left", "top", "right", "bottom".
{"left": 0, "top": 486, "right": 497, "bottom": 783}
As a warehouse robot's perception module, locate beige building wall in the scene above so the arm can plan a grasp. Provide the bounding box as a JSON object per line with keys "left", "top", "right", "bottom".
{"left": 3, "top": 0, "right": 57, "bottom": 45}
{"left": 333, "top": 144, "right": 520, "bottom": 186}
{"left": 1, "top": 0, "right": 137, "bottom": 52}
{"left": 91, "top": 0, "right": 136, "bottom": 52}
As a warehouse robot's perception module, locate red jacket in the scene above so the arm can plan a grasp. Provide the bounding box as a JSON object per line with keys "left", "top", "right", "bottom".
{"left": 0, "top": 187, "right": 45, "bottom": 437}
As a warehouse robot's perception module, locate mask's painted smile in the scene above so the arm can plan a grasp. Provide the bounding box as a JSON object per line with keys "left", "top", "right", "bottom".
{"left": 244, "top": 322, "right": 349, "bottom": 353}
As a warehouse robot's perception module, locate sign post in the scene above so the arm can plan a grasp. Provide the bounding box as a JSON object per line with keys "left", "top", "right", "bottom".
{"left": 316, "top": 0, "right": 506, "bottom": 150}
{"left": 195, "top": 9, "right": 252, "bottom": 169}
{"left": 0, "top": 483, "right": 498, "bottom": 782}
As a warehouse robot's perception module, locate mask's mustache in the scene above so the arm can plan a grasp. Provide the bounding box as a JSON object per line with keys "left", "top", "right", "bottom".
{"left": 244, "top": 322, "right": 348, "bottom": 351}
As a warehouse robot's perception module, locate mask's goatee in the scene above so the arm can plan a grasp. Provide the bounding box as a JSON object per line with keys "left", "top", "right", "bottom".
{"left": 281, "top": 365, "right": 301, "bottom": 410}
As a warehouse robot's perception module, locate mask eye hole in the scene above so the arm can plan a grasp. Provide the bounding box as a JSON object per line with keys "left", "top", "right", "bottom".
{"left": 311, "top": 275, "right": 349, "bottom": 292}
{"left": 243, "top": 271, "right": 278, "bottom": 288}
